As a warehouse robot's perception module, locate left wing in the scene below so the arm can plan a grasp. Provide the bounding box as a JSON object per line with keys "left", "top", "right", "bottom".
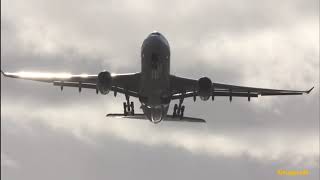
{"left": 1, "top": 70, "right": 141, "bottom": 98}
{"left": 170, "top": 75, "right": 314, "bottom": 100}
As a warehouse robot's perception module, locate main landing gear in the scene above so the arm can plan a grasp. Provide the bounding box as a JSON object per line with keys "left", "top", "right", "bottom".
{"left": 173, "top": 98, "right": 185, "bottom": 119}
{"left": 123, "top": 94, "right": 135, "bottom": 116}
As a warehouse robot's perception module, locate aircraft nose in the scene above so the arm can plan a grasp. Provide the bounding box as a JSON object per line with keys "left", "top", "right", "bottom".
{"left": 143, "top": 31, "right": 169, "bottom": 50}
{"left": 148, "top": 34, "right": 162, "bottom": 43}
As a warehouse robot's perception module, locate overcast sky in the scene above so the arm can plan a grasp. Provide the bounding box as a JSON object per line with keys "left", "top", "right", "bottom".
{"left": 1, "top": 0, "right": 319, "bottom": 179}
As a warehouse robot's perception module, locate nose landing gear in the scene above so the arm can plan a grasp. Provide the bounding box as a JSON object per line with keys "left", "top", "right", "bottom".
{"left": 173, "top": 98, "right": 185, "bottom": 119}
{"left": 123, "top": 94, "right": 135, "bottom": 116}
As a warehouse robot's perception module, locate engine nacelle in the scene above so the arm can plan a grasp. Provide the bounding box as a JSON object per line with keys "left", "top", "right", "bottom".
{"left": 198, "top": 77, "right": 212, "bottom": 101}
{"left": 97, "top": 71, "right": 112, "bottom": 95}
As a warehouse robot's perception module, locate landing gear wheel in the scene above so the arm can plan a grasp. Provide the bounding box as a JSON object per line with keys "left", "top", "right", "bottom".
{"left": 130, "top": 102, "right": 135, "bottom": 115}
{"left": 123, "top": 102, "right": 128, "bottom": 116}
{"left": 180, "top": 106, "right": 185, "bottom": 119}
{"left": 127, "top": 102, "right": 130, "bottom": 112}
{"left": 173, "top": 104, "right": 178, "bottom": 117}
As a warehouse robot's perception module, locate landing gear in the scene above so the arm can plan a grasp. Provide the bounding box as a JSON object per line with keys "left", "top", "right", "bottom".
{"left": 123, "top": 94, "right": 135, "bottom": 116}
{"left": 180, "top": 106, "right": 185, "bottom": 119}
{"left": 173, "top": 104, "right": 178, "bottom": 117}
{"left": 123, "top": 102, "right": 128, "bottom": 116}
{"left": 173, "top": 98, "right": 185, "bottom": 119}
{"left": 130, "top": 101, "right": 134, "bottom": 115}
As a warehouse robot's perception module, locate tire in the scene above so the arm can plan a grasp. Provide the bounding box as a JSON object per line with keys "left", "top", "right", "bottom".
{"left": 173, "top": 104, "right": 178, "bottom": 117}
{"left": 180, "top": 106, "right": 185, "bottom": 119}
{"left": 181, "top": 106, "right": 185, "bottom": 112}
{"left": 127, "top": 102, "right": 130, "bottom": 112}
{"left": 130, "top": 102, "right": 135, "bottom": 115}
{"left": 123, "top": 102, "right": 127, "bottom": 116}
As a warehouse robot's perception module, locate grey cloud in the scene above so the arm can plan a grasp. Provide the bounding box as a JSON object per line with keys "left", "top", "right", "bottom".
{"left": 2, "top": 101, "right": 318, "bottom": 166}
{"left": 1, "top": 153, "right": 19, "bottom": 169}
{"left": 1, "top": 0, "right": 319, "bottom": 179}
{"left": 2, "top": 108, "right": 319, "bottom": 180}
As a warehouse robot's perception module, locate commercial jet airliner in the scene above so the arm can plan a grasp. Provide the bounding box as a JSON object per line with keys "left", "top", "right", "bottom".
{"left": 1, "top": 31, "right": 314, "bottom": 123}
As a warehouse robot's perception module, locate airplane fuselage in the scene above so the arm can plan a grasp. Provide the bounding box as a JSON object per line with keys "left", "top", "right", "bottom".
{"left": 139, "top": 32, "right": 171, "bottom": 123}
{"left": 2, "top": 32, "right": 310, "bottom": 124}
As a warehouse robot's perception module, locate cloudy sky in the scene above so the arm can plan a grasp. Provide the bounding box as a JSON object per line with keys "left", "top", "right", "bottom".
{"left": 1, "top": 0, "right": 319, "bottom": 179}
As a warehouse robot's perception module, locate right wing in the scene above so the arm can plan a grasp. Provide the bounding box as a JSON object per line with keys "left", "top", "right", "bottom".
{"left": 1, "top": 70, "right": 141, "bottom": 98}
{"left": 170, "top": 75, "right": 314, "bottom": 100}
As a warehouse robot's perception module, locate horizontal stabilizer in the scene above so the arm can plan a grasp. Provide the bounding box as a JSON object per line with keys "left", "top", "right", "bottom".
{"left": 106, "top": 113, "right": 206, "bottom": 123}
{"left": 107, "top": 113, "right": 146, "bottom": 120}
{"left": 165, "top": 115, "right": 206, "bottom": 123}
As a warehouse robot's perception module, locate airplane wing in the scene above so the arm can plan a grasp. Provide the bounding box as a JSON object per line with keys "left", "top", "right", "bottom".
{"left": 107, "top": 113, "right": 206, "bottom": 123}
{"left": 169, "top": 75, "right": 314, "bottom": 100}
{"left": 1, "top": 70, "right": 141, "bottom": 98}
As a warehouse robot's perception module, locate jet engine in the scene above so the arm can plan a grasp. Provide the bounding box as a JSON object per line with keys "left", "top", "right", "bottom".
{"left": 198, "top": 77, "right": 212, "bottom": 101}
{"left": 97, "top": 71, "right": 112, "bottom": 95}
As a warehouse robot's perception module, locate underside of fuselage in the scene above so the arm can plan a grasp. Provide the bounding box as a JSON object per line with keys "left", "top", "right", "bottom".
{"left": 139, "top": 31, "right": 171, "bottom": 123}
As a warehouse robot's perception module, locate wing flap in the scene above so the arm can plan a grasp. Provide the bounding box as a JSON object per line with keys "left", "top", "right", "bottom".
{"left": 53, "top": 81, "right": 97, "bottom": 89}
{"left": 171, "top": 91, "right": 258, "bottom": 100}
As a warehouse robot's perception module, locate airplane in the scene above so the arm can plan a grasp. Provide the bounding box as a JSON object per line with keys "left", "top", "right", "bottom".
{"left": 1, "top": 31, "right": 314, "bottom": 124}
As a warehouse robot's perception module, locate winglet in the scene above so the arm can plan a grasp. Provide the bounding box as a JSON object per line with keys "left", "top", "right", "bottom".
{"left": 1, "top": 70, "right": 5, "bottom": 76}
{"left": 1, "top": 70, "right": 11, "bottom": 78}
{"left": 306, "top": 86, "right": 314, "bottom": 94}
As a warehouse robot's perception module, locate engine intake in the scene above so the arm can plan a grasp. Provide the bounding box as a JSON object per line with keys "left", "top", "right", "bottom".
{"left": 97, "top": 71, "right": 112, "bottom": 95}
{"left": 198, "top": 77, "right": 212, "bottom": 101}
